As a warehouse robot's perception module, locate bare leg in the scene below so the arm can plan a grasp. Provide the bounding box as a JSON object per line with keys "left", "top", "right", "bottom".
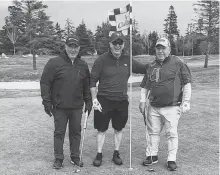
{"left": 97, "top": 131, "right": 106, "bottom": 153}
{"left": 114, "top": 130, "right": 123, "bottom": 151}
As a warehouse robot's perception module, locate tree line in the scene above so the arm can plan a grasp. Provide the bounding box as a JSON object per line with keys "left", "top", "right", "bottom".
{"left": 0, "top": 0, "right": 219, "bottom": 68}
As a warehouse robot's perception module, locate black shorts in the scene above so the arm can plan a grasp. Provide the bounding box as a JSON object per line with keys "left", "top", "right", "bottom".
{"left": 94, "top": 96, "right": 129, "bottom": 132}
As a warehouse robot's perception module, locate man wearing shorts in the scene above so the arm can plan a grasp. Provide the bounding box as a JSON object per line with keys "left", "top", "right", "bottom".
{"left": 90, "top": 31, "right": 148, "bottom": 167}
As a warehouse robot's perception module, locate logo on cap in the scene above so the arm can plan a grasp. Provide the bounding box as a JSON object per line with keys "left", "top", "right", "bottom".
{"left": 156, "top": 38, "right": 170, "bottom": 47}
{"left": 110, "top": 31, "right": 124, "bottom": 42}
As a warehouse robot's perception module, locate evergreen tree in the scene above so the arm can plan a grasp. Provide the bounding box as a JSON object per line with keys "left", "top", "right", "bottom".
{"left": 148, "top": 31, "right": 159, "bottom": 55}
{"left": 141, "top": 30, "right": 151, "bottom": 55}
{"left": 131, "top": 18, "right": 144, "bottom": 55}
{"left": 196, "top": 18, "right": 204, "bottom": 34}
{"left": 64, "top": 18, "right": 75, "bottom": 38}
{"left": 6, "top": 0, "right": 55, "bottom": 70}
{"left": 193, "top": 0, "right": 219, "bottom": 67}
{"left": 55, "top": 22, "right": 64, "bottom": 40}
{"left": 164, "top": 5, "right": 179, "bottom": 55}
{"left": 94, "top": 20, "right": 111, "bottom": 55}
{"left": 75, "top": 20, "right": 95, "bottom": 56}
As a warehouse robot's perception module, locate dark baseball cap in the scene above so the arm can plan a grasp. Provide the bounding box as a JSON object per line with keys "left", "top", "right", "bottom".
{"left": 109, "top": 31, "right": 125, "bottom": 42}
{"left": 65, "top": 35, "right": 79, "bottom": 46}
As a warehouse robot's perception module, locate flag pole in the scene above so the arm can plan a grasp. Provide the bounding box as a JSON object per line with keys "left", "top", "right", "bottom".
{"left": 129, "top": 1, "right": 133, "bottom": 171}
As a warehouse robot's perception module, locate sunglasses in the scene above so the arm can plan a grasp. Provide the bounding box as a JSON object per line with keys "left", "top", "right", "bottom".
{"left": 66, "top": 43, "right": 79, "bottom": 48}
{"left": 155, "top": 46, "right": 166, "bottom": 50}
{"left": 111, "top": 39, "right": 124, "bottom": 46}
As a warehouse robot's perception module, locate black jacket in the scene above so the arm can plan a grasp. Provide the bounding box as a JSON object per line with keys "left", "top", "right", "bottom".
{"left": 40, "top": 52, "right": 92, "bottom": 109}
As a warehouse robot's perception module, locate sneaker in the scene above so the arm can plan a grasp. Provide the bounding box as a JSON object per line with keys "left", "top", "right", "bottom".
{"left": 70, "top": 157, "right": 83, "bottom": 167}
{"left": 93, "top": 153, "right": 103, "bottom": 167}
{"left": 167, "top": 161, "right": 177, "bottom": 171}
{"left": 143, "top": 156, "right": 158, "bottom": 166}
{"left": 53, "top": 158, "right": 63, "bottom": 169}
{"left": 112, "top": 150, "right": 123, "bottom": 165}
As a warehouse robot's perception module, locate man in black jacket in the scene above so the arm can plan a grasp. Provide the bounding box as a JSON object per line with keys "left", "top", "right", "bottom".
{"left": 40, "top": 35, "right": 92, "bottom": 169}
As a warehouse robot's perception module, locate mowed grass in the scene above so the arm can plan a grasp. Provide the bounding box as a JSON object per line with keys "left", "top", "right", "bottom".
{"left": 0, "top": 55, "right": 219, "bottom": 174}
{"left": 0, "top": 55, "right": 97, "bottom": 82}
{"left": 1, "top": 54, "right": 218, "bottom": 81}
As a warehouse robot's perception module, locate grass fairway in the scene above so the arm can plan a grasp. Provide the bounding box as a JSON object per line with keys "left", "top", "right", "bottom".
{"left": 1, "top": 54, "right": 218, "bottom": 81}
{"left": 0, "top": 55, "right": 219, "bottom": 174}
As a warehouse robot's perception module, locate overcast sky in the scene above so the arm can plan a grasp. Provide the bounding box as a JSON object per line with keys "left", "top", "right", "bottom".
{"left": 0, "top": 0, "right": 197, "bottom": 36}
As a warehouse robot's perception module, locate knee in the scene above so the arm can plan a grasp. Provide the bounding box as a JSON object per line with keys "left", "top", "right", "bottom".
{"left": 97, "top": 131, "right": 106, "bottom": 136}
{"left": 69, "top": 125, "right": 81, "bottom": 136}
{"left": 114, "top": 129, "right": 122, "bottom": 133}
{"left": 54, "top": 130, "right": 65, "bottom": 139}
{"left": 150, "top": 126, "right": 161, "bottom": 135}
{"left": 166, "top": 128, "right": 178, "bottom": 139}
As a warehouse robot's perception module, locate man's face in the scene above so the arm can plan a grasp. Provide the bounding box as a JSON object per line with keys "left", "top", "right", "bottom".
{"left": 155, "top": 45, "right": 170, "bottom": 62}
{"left": 65, "top": 43, "right": 80, "bottom": 60}
{"left": 109, "top": 39, "right": 124, "bottom": 58}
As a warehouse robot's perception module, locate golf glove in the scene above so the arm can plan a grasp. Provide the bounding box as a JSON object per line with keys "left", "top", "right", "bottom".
{"left": 44, "top": 103, "right": 53, "bottom": 117}
{"left": 84, "top": 100, "right": 92, "bottom": 116}
{"left": 93, "top": 98, "right": 102, "bottom": 112}
{"left": 181, "top": 101, "right": 190, "bottom": 113}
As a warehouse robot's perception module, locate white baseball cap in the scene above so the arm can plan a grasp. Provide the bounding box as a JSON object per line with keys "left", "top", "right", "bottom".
{"left": 156, "top": 38, "right": 170, "bottom": 47}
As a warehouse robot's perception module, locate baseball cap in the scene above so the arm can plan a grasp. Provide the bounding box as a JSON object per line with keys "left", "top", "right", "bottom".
{"left": 155, "top": 38, "right": 170, "bottom": 47}
{"left": 109, "top": 31, "right": 125, "bottom": 42}
{"left": 65, "top": 35, "right": 79, "bottom": 47}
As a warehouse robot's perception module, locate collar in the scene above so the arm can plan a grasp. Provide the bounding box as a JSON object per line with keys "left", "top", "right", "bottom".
{"left": 108, "top": 48, "right": 122, "bottom": 60}
{"left": 155, "top": 55, "right": 171, "bottom": 65}
{"left": 60, "top": 51, "right": 81, "bottom": 64}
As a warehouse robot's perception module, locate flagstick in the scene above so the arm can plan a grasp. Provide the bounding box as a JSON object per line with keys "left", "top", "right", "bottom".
{"left": 129, "top": 1, "right": 133, "bottom": 171}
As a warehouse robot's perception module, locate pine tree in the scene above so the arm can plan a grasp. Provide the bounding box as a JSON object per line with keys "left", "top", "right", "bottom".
{"left": 55, "top": 22, "right": 64, "bottom": 40}
{"left": 75, "top": 20, "right": 95, "bottom": 56}
{"left": 193, "top": 0, "right": 219, "bottom": 67}
{"left": 164, "top": 5, "right": 179, "bottom": 55}
{"left": 131, "top": 18, "right": 144, "bottom": 55}
{"left": 94, "top": 20, "right": 111, "bottom": 55}
{"left": 64, "top": 18, "right": 75, "bottom": 38}
{"left": 7, "top": 0, "right": 54, "bottom": 70}
{"left": 148, "top": 31, "right": 159, "bottom": 55}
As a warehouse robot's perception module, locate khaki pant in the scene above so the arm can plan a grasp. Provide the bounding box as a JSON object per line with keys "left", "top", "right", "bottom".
{"left": 145, "top": 105, "right": 181, "bottom": 161}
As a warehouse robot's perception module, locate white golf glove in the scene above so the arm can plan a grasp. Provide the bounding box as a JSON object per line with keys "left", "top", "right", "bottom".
{"left": 93, "top": 98, "right": 102, "bottom": 112}
{"left": 181, "top": 101, "right": 190, "bottom": 113}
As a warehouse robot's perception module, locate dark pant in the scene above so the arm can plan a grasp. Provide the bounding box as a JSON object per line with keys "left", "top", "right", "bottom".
{"left": 53, "top": 108, "right": 82, "bottom": 160}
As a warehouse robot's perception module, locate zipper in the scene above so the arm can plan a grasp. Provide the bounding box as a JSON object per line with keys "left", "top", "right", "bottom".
{"left": 76, "top": 70, "right": 80, "bottom": 85}
{"left": 116, "top": 59, "right": 119, "bottom": 67}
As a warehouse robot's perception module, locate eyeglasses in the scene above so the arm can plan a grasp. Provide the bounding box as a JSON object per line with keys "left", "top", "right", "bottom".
{"left": 149, "top": 68, "right": 160, "bottom": 82}
{"left": 111, "top": 39, "right": 123, "bottom": 46}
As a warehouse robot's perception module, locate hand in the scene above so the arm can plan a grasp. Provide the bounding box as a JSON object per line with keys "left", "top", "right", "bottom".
{"left": 93, "top": 98, "right": 102, "bottom": 112}
{"left": 181, "top": 101, "right": 190, "bottom": 113}
{"left": 84, "top": 100, "right": 92, "bottom": 116}
{"left": 139, "top": 102, "right": 146, "bottom": 114}
{"left": 44, "top": 103, "right": 53, "bottom": 117}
